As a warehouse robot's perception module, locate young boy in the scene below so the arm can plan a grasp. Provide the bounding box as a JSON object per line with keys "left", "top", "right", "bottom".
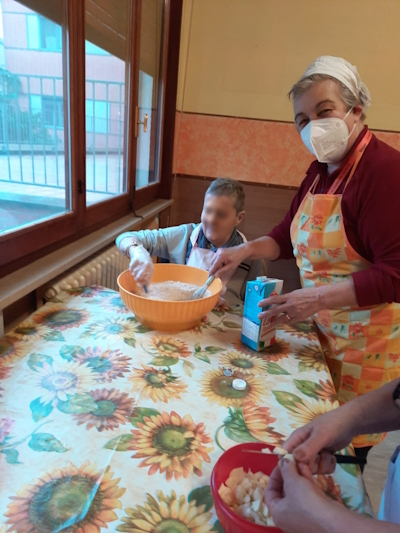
{"left": 116, "top": 178, "right": 265, "bottom": 305}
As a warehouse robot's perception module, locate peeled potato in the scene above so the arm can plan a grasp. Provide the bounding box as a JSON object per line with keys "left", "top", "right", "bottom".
{"left": 262, "top": 446, "right": 295, "bottom": 465}
{"left": 262, "top": 445, "right": 287, "bottom": 456}
{"left": 219, "top": 467, "right": 274, "bottom": 527}
{"left": 280, "top": 453, "right": 295, "bottom": 464}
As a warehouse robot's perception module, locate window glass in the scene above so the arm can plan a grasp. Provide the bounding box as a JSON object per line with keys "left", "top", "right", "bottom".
{"left": 0, "top": 0, "right": 70, "bottom": 235}
{"left": 85, "top": 0, "right": 130, "bottom": 205}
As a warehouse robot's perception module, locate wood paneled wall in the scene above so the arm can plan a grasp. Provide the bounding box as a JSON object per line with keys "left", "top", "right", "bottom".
{"left": 171, "top": 176, "right": 296, "bottom": 238}
{"left": 171, "top": 175, "right": 302, "bottom": 293}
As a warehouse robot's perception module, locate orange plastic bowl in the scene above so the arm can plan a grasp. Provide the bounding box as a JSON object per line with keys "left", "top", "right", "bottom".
{"left": 211, "top": 443, "right": 284, "bottom": 533}
{"left": 117, "top": 264, "right": 223, "bottom": 331}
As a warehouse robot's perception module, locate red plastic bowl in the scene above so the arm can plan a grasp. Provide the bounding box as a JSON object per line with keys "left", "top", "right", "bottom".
{"left": 211, "top": 442, "right": 284, "bottom": 533}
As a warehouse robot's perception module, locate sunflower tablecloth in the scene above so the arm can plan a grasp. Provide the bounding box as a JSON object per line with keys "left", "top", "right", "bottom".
{"left": 0, "top": 286, "right": 372, "bottom": 532}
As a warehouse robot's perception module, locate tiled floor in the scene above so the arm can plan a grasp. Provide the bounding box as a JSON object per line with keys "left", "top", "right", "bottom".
{"left": 363, "top": 430, "right": 400, "bottom": 514}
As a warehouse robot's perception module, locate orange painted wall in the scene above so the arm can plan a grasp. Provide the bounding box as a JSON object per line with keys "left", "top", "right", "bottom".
{"left": 174, "top": 112, "right": 400, "bottom": 186}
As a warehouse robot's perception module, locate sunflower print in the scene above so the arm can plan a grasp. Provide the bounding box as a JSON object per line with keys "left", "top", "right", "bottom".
{"left": 80, "top": 317, "right": 138, "bottom": 341}
{"left": 5, "top": 461, "right": 125, "bottom": 533}
{"left": 130, "top": 365, "right": 188, "bottom": 403}
{"left": 189, "top": 316, "right": 210, "bottom": 334}
{"left": 260, "top": 339, "right": 291, "bottom": 362}
{"left": 0, "top": 336, "right": 23, "bottom": 364}
{"left": 75, "top": 346, "right": 131, "bottom": 382}
{"left": 281, "top": 320, "right": 317, "bottom": 341}
{"left": 34, "top": 361, "right": 96, "bottom": 405}
{"left": 33, "top": 305, "right": 90, "bottom": 331}
{"left": 150, "top": 336, "right": 191, "bottom": 359}
{"left": 9, "top": 318, "right": 51, "bottom": 342}
{"left": 231, "top": 337, "right": 255, "bottom": 355}
{"left": 0, "top": 416, "right": 14, "bottom": 444}
{"left": 316, "top": 379, "right": 337, "bottom": 401}
{"left": 199, "top": 368, "right": 266, "bottom": 408}
{"left": 288, "top": 398, "right": 339, "bottom": 428}
{"left": 295, "top": 345, "right": 327, "bottom": 372}
{"left": 242, "top": 401, "right": 277, "bottom": 441}
{"left": 315, "top": 475, "right": 345, "bottom": 505}
{"left": 117, "top": 490, "right": 214, "bottom": 533}
{"left": 0, "top": 363, "right": 11, "bottom": 381}
{"left": 219, "top": 351, "right": 267, "bottom": 376}
{"left": 66, "top": 285, "right": 106, "bottom": 298}
{"left": 73, "top": 388, "right": 135, "bottom": 431}
{"left": 231, "top": 337, "right": 291, "bottom": 362}
{"left": 99, "top": 294, "right": 129, "bottom": 314}
{"left": 129, "top": 411, "right": 213, "bottom": 481}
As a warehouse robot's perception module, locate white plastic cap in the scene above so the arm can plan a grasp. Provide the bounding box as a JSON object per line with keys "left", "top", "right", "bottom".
{"left": 232, "top": 378, "right": 247, "bottom": 391}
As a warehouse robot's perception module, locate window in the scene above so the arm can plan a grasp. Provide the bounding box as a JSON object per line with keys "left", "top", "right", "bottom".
{"left": 0, "top": 2, "right": 3, "bottom": 40}
{"left": 42, "top": 96, "right": 64, "bottom": 128}
{"left": 85, "top": 100, "right": 109, "bottom": 134}
{"left": 0, "top": 1, "right": 70, "bottom": 240}
{"left": 26, "top": 15, "right": 40, "bottom": 49}
{"left": 27, "top": 15, "right": 62, "bottom": 51}
{"left": 0, "top": 0, "right": 179, "bottom": 274}
{"left": 0, "top": 1, "right": 5, "bottom": 68}
{"left": 85, "top": 2, "right": 129, "bottom": 207}
{"left": 135, "top": 0, "right": 165, "bottom": 190}
{"left": 85, "top": 41, "right": 109, "bottom": 55}
{"left": 40, "top": 17, "right": 62, "bottom": 50}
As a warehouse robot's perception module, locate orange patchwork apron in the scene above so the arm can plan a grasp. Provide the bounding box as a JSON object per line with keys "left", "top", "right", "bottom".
{"left": 290, "top": 130, "right": 400, "bottom": 447}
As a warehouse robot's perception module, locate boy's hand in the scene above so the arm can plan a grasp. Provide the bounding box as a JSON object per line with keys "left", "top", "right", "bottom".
{"left": 129, "top": 245, "right": 154, "bottom": 287}
{"left": 216, "top": 296, "right": 229, "bottom": 309}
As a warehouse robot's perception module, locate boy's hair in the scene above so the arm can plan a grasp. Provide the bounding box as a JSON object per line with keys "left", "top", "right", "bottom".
{"left": 205, "top": 178, "right": 245, "bottom": 213}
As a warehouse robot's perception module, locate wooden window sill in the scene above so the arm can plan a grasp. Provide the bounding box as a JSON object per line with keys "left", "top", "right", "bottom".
{"left": 0, "top": 199, "right": 173, "bottom": 315}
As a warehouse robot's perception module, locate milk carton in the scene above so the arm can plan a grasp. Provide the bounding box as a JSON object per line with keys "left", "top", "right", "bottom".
{"left": 241, "top": 277, "right": 284, "bottom": 351}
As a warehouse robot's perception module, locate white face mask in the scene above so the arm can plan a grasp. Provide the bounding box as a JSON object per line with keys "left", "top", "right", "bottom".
{"left": 300, "top": 108, "right": 356, "bottom": 164}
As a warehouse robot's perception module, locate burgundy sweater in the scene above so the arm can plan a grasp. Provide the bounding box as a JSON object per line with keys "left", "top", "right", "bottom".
{"left": 268, "top": 127, "right": 400, "bottom": 307}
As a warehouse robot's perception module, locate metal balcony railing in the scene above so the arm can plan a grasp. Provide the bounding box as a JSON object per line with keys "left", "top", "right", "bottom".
{"left": 0, "top": 73, "right": 125, "bottom": 195}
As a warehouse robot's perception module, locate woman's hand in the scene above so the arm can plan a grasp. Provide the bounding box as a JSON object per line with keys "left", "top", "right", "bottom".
{"left": 265, "top": 460, "right": 334, "bottom": 533}
{"left": 259, "top": 281, "right": 358, "bottom": 325}
{"left": 129, "top": 245, "right": 154, "bottom": 287}
{"left": 258, "top": 287, "right": 323, "bottom": 325}
{"left": 282, "top": 407, "right": 355, "bottom": 479}
{"left": 267, "top": 459, "right": 397, "bottom": 533}
{"left": 209, "top": 236, "right": 281, "bottom": 280}
{"left": 208, "top": 244, "right": 248, "bottom": 280}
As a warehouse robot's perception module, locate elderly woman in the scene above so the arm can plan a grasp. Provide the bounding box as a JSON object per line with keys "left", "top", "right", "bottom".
{"left": 210, "top": 56, "right": 400, "bottom": 457}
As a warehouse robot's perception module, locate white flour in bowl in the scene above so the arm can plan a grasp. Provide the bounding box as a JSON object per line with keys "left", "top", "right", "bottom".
{"left": 146, "top": 281, "right": 211, "bottom": 301}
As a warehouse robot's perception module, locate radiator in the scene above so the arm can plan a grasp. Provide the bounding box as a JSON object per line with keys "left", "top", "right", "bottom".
{"left": 42, "top": 245, "right": 130, "bottom": 302}
{"left": 38, "top": 216, "right": 160, "bottom": 305}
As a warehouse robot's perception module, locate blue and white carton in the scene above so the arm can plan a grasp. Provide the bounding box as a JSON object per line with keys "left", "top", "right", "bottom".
{"left": 241, "top": 277, "right": 284, "bottom": 351}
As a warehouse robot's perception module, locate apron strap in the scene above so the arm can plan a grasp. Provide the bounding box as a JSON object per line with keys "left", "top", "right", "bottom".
{"left": 190, "top": 225, "right": 201, "bottom": 247}
{"left": 309, "top": 174, "right": 321, "bottom": 195}
{"left": 236, "top": 229, "right": 247, "bottom": 243}
{"left": 328, "top": 130, "right": 373, "bottom": 195}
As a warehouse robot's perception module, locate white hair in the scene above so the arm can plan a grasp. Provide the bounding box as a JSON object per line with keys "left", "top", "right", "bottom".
{"left": 288, "top": 74, "right": 366, "bottom": 122}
